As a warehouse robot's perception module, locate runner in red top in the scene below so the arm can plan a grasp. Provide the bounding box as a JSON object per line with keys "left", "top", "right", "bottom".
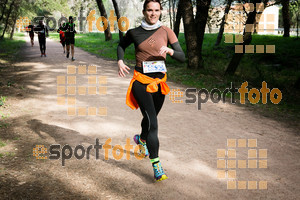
{"left": 27, "top": 23, "right": 34, "bottom": 47}
{"left": 57, "top": 23, "right": 66, "bottom": 54}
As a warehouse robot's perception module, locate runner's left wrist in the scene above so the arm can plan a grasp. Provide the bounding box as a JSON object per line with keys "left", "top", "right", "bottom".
{"left": 170, "top": 49, "right": 174, "bottom": 56}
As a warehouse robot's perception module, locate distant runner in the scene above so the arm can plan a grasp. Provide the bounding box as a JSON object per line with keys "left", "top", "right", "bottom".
{"left": 35, "top": 20, "right": 48, "bottom": 57}
{"left": 117, "top": 0, "right": 185, "bottom": 182}
{"left": 63, "top": 16, "right": 77, "bottom": 61}
{"left": 57, "top": 23, "right": 66, "bottom": 54}
{"left": 27, "top": 23, "right": 34, "bottom": 47}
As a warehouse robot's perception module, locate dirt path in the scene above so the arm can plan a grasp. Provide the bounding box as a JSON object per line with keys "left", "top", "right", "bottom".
{"left": 0, "top": 35, "right": 299, "bottom": 200}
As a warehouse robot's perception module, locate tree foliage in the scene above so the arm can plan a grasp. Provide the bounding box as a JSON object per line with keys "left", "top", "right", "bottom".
{"left": 0, "top": 0, "right": 71, "bottom": 39}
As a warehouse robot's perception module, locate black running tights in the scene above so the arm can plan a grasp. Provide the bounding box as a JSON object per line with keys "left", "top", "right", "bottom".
{"left": 132, "top": 80, "right": 165, "bottom": 159}
{"left": 38, "top": 37, "right": 46, "bottom": 54}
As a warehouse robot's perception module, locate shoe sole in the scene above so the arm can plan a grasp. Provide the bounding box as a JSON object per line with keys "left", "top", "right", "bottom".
{"left": 155, "top": 174, "right": 168, "bottom": 181}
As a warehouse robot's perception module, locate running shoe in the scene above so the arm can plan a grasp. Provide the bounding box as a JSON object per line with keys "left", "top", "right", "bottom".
{"left": 66, "top": 52, "right": 69, "bottom": 58}
{"left": 153, "top": 162, "right": 168, "bottom": 181}
{"left": 71, "top": 57, "right": 75, "bottom": 61}
{"left": 41, "top": 54, "right": 43, "bottom": 57}
{"left": 133, "top": 134, "right": 149, "bottom": 157}
{"left": 44, "top": 54, "right": 47, "bottom": 57}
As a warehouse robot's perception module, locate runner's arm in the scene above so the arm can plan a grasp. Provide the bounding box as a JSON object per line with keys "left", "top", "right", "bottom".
{"left": 117, "top": 31, "right": 133, "bottom": 77}
{"left": 46, "top": 26, "right": 49, "bottom": 37}
{"left": 61, "top": 23, "right": 68, "bottom": 32}
{"left": 74, "top": 24, "right": 77, "bottom": 34}
{"left": 162, "top": 26, "right": 185, "bottom": 62}
{"left": 117, "top": 31, "right": 133, "bottom": 61}
{"left": 170, "top": 41, "right": 185, "bottom": 63}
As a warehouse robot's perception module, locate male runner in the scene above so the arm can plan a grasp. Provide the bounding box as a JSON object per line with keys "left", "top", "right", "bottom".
{"left": 63, "top": 16, "right": 77, "bottom": 61}
{"left": 35, "top": 20, "right": 48, "bottom": 57}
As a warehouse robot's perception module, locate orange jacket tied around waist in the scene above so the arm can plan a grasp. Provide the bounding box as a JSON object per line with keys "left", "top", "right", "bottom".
{"left": 126, "top": 70, "right": 170, "bottom": 110}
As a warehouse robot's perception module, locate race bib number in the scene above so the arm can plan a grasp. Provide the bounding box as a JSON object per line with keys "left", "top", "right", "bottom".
{"left": 142, "top": 61, "right": 167, "bottom": 73}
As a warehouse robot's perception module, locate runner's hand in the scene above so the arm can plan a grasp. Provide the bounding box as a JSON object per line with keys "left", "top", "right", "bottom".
{"left": 159, "top": 46, "right": 174, "bottom": 56}
{"left": 118, "top": 60, "right": 130, "bottom": 77}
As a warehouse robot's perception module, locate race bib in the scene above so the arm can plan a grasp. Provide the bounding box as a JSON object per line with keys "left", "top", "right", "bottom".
{"left": 142, "top": 61, "right": 167, "bottom": 73}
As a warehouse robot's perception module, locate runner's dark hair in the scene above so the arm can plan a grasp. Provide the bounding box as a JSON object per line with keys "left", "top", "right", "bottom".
{"left": 143, "top": 0, "right": 163, "bottom": 11}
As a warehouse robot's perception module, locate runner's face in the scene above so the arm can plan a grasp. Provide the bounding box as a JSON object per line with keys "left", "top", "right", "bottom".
{"left": 143, "top": 2, "right": 161, "bottom": 25}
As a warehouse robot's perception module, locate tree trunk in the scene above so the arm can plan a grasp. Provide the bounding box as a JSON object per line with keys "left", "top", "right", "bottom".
{"left": 0, "top": 0, "right": 9, "bottom": 22}
{"left": 195, "top": 0, "right": 212, "bottom": 68}
{"left": 282, "top": 0, "right": 290, "bottom": 37}
{"left": 254, "top": 0, "right": 268, "bottom": 34}
{"left": 295, "top": 77, "right": 300, "bottom": 89}
{"left": 296, "top": 5, "right": 299, "bottom": 39}
{"left": 254, "top": 13, "right": 263, "bottom": 34}
{"left": 95, "top": 0, "right": 112, "bottom": 41}
{"left": 0, "top": 0, "right": 14, "bottom": 39}
{"left": 181, "top": 0, "right": 200, "bottom": 69}
{"left": 10, "top": 16, "right": 16, "bottom": 39}
{"left": 215, "top": 0, "right": 232, "bottom": 46}
{"left": 225, "top": 0, "right": 261, "bottom": 75}
{"left": 169, "top": 0, "right": 172, "bottom": 29}
{"left": 174, "top": 0, "right": 182, "bottom": 37}
{"left": 111, "top": 0, "right": 123, "bottom": 40}
{"left": 9, "top": 0, "right": 20, "bottom": 39}
{"left": 79, "top": 5, "right": 84, "bottom": 33}
{"left": 172, "top": 0, "right": 176, "bottom": 28}
{"left": 9, "top": 6, "right": 19, "bottom": 39}
{"left": 208, "top": 24, "right": 212, "bottom": 33}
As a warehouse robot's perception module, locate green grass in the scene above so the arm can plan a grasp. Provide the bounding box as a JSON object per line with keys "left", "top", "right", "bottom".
{"left": 50, "top": 32, "right": 299, "bottom": 82}
{"left": 0, "top": 33, "right": 26, "bottom": 62}
{"left": 49, "top": 32, "right": 300, "bottom": 116}
{"left": 0, "top": 111, "right": 10, "bottom": 128}
{"left": 0, "top": 34, "right": 25, "bottom": 130}
{"left": 49, "top": 33, "right": 126, "bottom": 60}
{"left": 0, "top": 96, "right": 7, "bottom": 106}
{"left": 0, "top": 152, "right": 15, "bottom": 158}
{"left": 0, "top": 139, "right": 6, "bottom": 147}
{"left": 0, "top": 96, "right": 10, "bottom": 128}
